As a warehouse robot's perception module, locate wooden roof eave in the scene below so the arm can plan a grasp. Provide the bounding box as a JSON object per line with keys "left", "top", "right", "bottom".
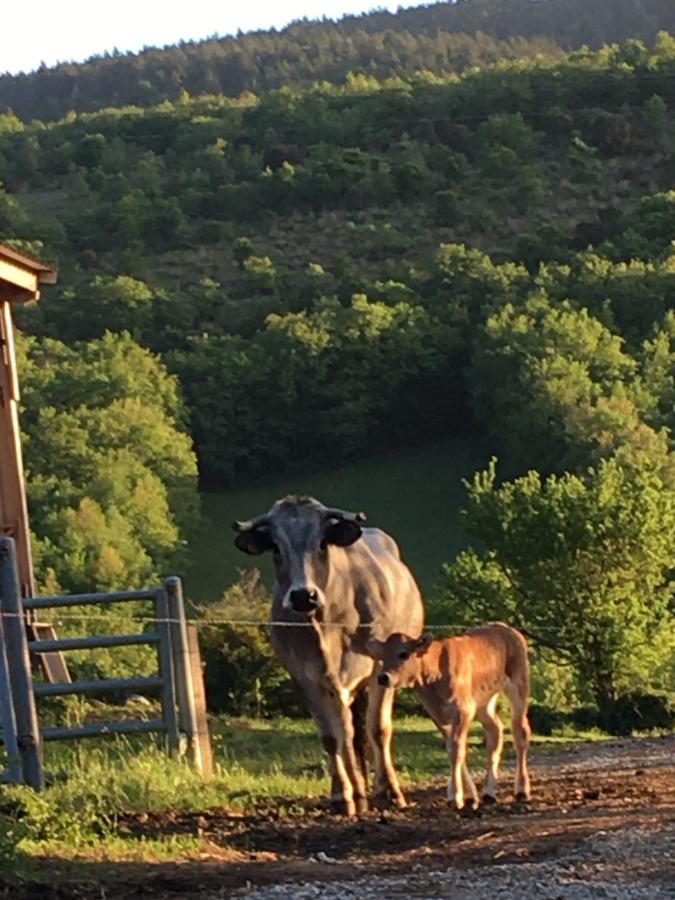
{"left": 0, "top": 243, "right": 58, "bottom": 304}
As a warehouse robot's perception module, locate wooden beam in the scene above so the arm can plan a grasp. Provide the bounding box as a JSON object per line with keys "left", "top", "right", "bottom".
{"left": 0, "top": 261, "right": 38, "bottom": 295}
{"left": 0, "top": 301, "right": 35, "bottom": 599}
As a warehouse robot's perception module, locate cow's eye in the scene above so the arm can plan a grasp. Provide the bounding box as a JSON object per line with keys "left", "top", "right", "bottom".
{"left": 398, "top": 651, "right": 409, "bottom": 660}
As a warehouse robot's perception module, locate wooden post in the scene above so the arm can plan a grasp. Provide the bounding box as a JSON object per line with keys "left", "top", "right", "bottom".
{"left": 0, "top": 301, "right": 35, "bottom": 599}
{"left": 165, "top": 576, "right": 203, "bottom": 772}
{"left": 0, "top": 537, "right": 43, "bottom": 789}
{"left": 186, "top": 624, "right": 213, "bottom": 776}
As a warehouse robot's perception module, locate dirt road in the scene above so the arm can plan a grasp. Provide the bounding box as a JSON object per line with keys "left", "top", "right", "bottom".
{"left": 14, "top": 735, "right": 675, "bottom": 898}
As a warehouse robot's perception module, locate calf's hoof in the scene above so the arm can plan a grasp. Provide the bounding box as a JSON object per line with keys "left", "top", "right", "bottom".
{"left": 513, "top": 791, "right": 531, "bottom": 805}
{"left": 481, "top": 793, "right": 497, "bottom": 806}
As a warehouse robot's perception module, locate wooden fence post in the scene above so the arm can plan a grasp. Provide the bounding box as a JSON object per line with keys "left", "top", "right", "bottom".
{"left": 0, "top": 537, "right": 43, "bottom": 789}
{"left": 165, "top": 576, "right": 202, "bottom": 771}
{"left": 186, "top": 624, "right": 213, "bottom": 776}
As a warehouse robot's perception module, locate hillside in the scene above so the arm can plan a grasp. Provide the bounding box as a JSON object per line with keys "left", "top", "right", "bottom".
{"left": 3, "top": 36, "right": 675, "bottom": 489}
{"left": 2, "top": 0, "right": 674, "bottom": 121}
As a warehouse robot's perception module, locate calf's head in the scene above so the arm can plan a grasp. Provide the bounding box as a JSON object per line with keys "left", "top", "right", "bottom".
{"left": 232, "top": 495, "right": 366, "bottom": 615}
{"left": 367, "top": 632, "right": 433, "bottom": 688}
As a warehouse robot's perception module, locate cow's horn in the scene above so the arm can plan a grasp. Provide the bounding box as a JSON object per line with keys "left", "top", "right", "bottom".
{"left": 321, "top": 506, "right": 367, "bottom": 524}
{"left": 232, "top": 514, "right": 270, "bottom": 533}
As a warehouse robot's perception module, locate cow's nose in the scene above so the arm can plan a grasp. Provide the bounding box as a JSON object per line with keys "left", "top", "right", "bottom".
{"left": 289, "top": 588, "right": 318, "bottom": 612}
{"left": 377, "top": 673, "right": 390, "bottom": 687}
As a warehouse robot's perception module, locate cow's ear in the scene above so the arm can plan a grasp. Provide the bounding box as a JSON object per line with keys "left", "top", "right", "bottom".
{"left": 366, "top": 638, "right": 385, "bottom": 660}
{"left": 323, "top": 518, "right": 362, "bottom": 547}
{"left": 414, "top": 633, "right": 433, "bottom": 656}
{"left": 234, "top": 527, "right": 274, "bottom": 555}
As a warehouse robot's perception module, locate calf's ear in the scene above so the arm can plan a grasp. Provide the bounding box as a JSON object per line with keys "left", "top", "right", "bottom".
{"left": 323, "top": 518, "right": 362, "bottom": 547}
{"left": 366, "top": 638, "right": 385, "bottom": 660}
{"left": 414, "top": 633, "right": 433, "bottom": 656}
{"left": 234, "top": 527, "right": 275, "bottom": 555}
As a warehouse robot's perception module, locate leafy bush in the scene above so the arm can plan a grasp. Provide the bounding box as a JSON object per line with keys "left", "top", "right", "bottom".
{"left": 527, "top": 703, "right": 568, "bottom": 737}
{"left": 605, "top": 692, "right": 675, "bottom": 736}
{"left": 198, "top": 571, "right": 303, "bottom": 717}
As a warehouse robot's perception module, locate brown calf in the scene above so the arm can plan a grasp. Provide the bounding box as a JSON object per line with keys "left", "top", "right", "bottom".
{"left": 367, "top": 623, "right": 531, "bottom": 810}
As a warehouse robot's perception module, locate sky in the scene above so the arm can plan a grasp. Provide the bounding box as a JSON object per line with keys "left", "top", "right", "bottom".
{"left": 2, "top": 0, "right": 432, "bottom": 76}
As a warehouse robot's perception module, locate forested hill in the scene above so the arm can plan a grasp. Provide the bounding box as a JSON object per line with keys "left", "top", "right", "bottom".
{"left": 2, "top": 0, "right": 675, "bottom": 122}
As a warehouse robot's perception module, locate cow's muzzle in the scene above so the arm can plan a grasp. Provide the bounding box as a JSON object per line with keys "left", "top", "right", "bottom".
{"left": 289, "top": 587, "right": 320, "bottom": 613}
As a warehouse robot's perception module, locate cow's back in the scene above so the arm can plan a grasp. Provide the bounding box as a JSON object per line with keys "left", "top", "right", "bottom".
{"left": 335, "top": 527, "right": 423, "bottom": 639}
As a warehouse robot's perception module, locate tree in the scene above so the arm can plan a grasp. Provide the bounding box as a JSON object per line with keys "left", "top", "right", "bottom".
{"left": 470, "top": 293, "right": 671, "bottom": 478}
{"left": 439, "top": 457, "right": 675, "bottom": 729}
{"left": 17, "top": 331, "right": 199, "bottom": 594}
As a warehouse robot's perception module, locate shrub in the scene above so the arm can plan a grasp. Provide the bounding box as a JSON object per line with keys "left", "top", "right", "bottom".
{"left": 527, "top": 703, "right": 567, "bottom": 737}
{"left": 605, "top": 692, "right": 674, "bottom": 736}
{"left": 198, "top": 571, "right": 303, "bottom": 717}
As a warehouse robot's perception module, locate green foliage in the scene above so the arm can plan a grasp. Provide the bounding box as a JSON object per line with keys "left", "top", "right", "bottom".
{"left": 170, "top": 292, "right": 458, "bottom": 483}
{"left": 439, "top": 457, "right": 675, "bottom": 727}
{"left": 470, "top": 293, "right": 671, "bottom": 476}
{"left": 16, "top": 329, "right": 197, "bottom": 600}
{"left": 198, "top": 571, "right": 300, "bottom": 717}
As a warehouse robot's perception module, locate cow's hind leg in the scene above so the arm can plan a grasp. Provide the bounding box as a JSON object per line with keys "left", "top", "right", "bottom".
{"left": 366, "top": 676, "right": 406, "bottom": 809}
{"left": 476, "top": 695, "right": 504, "bottom": 804}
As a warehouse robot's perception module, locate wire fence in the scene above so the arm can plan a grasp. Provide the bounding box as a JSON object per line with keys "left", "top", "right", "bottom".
{"left": 0, "top": 608, "right": 565, "bottom": 632}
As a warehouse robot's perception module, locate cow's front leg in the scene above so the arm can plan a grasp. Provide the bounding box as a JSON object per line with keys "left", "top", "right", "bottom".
{"left": 293, "top": 677, "right": 355, "bottom": 815}
{"left": 336, "top": 694, "right": 369, "bottom": 814}
{"left": 307, "top": 681, "right": 368, "bottom": 816}
{"left": 366, "top": 676, "right": 406, "bottom": 809}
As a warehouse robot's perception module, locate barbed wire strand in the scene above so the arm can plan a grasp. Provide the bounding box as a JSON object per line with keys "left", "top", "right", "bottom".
{"left": 0, "top": 609, "right": 566, "bottom": 632}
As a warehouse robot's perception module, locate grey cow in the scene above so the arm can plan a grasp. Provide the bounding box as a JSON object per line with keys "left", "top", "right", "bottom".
{"left": 233, "top": 495, "right": 424, "bottom": 815}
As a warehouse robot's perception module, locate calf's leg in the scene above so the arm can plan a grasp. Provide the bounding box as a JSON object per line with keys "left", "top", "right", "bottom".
{"left": 476, "top": 695, "right": 504, "bottom": 803}
{"left": 446, "top": 705, "right": 473, "bottom": 810}
{"left": 505, "top": 681, "right": 531, "bottom": 801}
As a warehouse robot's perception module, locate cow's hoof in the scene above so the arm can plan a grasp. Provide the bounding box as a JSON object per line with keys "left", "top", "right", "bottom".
{"left": 330, "top": 798, "right": 356, "bottom": 817}
{"left": 372, "top": 791, "right": 406, "bottom": 811}
{"left": 462, "top": 801, "right": 481, "bottom": 818}
{"left": 354, "top": 796, "right": 369, "bottom": 815}
{"left": 514, "top": 792, "right": 531, "bottom": 805}
{"left": 481, "top": 793, "right": 497, "bottom": 806}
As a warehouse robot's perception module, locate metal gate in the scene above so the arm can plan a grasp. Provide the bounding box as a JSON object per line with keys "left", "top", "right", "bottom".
{"left": 0, "top": 536, "right": 211, "bottom": 789}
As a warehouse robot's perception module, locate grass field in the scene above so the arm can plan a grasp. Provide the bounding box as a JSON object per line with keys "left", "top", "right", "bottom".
{"left": 184, "top": 435, "right": 488, "bottom": 606}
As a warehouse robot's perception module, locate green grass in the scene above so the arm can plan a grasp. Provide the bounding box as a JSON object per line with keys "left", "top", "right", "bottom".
{"left": 184, "top": 435, "right": 488, "bottom": 606}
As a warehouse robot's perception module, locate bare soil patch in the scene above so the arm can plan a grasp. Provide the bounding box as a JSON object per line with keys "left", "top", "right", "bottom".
{"left": 10, "top": 735, "right": 675, "bottom": 899}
